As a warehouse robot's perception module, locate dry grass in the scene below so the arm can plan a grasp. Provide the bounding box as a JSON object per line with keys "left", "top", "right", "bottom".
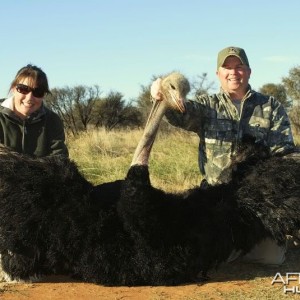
{"left": 67, "top": 127, "right": 201, "bottom": 192}
{"left": 67, "top": 127, "right": 299, "bottom": 192}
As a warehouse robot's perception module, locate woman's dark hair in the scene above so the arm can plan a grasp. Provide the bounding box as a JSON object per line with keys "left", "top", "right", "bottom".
{"left": 10, "top": 64, "right": 50, "bottom": 95}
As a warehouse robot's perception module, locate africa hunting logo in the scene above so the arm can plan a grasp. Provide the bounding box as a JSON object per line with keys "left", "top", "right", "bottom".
{"left": 271, "top": 272, "right": 300, "bottom": 294}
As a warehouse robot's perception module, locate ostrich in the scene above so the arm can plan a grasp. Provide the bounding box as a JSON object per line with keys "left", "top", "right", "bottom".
{"left": 0, "top": 72, "right": 299, "bottom": 286}
{"left": 119, "top": 72, "right": 300, "bottom": 281}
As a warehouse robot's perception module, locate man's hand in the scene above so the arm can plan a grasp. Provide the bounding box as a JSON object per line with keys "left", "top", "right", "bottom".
{"left": 150, "top": 78, "right": 163, "bottom": 100}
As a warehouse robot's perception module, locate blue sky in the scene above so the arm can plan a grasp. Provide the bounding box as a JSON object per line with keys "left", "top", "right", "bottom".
{"left": 1, "top": 0, "right": 300, "bottom": 100}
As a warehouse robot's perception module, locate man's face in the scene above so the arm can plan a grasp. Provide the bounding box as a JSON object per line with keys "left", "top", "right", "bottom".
{"left": 216, "top": 56, "right": 251, "bottom": 97}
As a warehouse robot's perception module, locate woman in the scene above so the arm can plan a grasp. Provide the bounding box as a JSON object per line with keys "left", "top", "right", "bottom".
{"left": 0, "top": 64, "right": 68, "bottom": 157}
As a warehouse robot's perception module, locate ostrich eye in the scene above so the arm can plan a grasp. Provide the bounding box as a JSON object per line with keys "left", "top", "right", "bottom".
{"left": 170, "top": 84, "right": 176, "bottom": 90}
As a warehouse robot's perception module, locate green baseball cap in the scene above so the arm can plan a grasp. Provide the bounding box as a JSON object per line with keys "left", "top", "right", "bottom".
{"left": 217, "top": 46, "right": 250, "bottom": 69}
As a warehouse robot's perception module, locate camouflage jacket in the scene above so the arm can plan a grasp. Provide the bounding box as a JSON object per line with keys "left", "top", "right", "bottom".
{"left": 164, "top": 87, "right": 295, "bottom": 185}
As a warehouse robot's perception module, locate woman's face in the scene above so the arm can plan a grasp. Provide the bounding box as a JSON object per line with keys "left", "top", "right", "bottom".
{"left": 12, "top": 77, "right": 44, "bottom": 119}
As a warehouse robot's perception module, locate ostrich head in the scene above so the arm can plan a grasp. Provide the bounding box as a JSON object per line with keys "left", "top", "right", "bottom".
{"left": 131, "top": 72, "right": 190, "bottom": 166}
{"left": 157, "top": 71, "right": 190, "bottom": 113}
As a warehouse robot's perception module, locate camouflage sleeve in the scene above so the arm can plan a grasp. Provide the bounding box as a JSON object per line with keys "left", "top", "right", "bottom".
{"left": 164, "top": 95, "right": 210, "bottom": 133}
{"left": 269, "top": 97, "right": 295, "bottom": 155}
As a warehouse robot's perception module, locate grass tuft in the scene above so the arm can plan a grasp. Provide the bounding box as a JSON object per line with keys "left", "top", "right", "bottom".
{"left": 67, "top": 127, "right": 201, "bottom": 192}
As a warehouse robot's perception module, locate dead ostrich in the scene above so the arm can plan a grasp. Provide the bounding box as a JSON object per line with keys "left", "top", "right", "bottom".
{"left": 0, "top": 72, "right": 300, "bottom": 286}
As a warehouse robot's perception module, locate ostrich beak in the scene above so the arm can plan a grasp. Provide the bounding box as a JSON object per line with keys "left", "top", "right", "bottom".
{"left": 146, "top": 88, "right": 186, "bottom": 127}
{"left": 168, "top": 88, "right": 186, "bottom": 113}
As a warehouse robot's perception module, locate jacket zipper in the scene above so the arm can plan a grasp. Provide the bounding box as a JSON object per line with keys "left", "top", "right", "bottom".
{"left": 235, "top": 90, "right": 253, "bottom": 148}
{"left": 221, "top": 90, "right": 252, "bottom": 152}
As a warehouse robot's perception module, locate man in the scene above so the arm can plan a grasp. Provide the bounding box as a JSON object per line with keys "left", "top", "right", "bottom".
{"left": 150, "top": 46, "right": 296, "bottom": 264}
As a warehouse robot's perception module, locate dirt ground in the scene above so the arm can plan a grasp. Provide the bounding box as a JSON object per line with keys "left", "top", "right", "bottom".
{"left": 1, "top": 244, "right": 299, "bottom": 300}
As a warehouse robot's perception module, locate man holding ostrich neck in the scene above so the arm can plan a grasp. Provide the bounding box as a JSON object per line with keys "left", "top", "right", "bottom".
{"left": 150, "top": 46, "right": 296, "bottom": 265}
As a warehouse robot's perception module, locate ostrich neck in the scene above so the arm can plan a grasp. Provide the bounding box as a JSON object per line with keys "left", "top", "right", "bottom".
{"left": 131, "top": 100, "right": 167, "bottom": 166}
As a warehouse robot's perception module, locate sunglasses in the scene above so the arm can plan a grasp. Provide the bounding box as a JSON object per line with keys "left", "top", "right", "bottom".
{"left": 16, "top": 84, "right": 45, "bottom": 98}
